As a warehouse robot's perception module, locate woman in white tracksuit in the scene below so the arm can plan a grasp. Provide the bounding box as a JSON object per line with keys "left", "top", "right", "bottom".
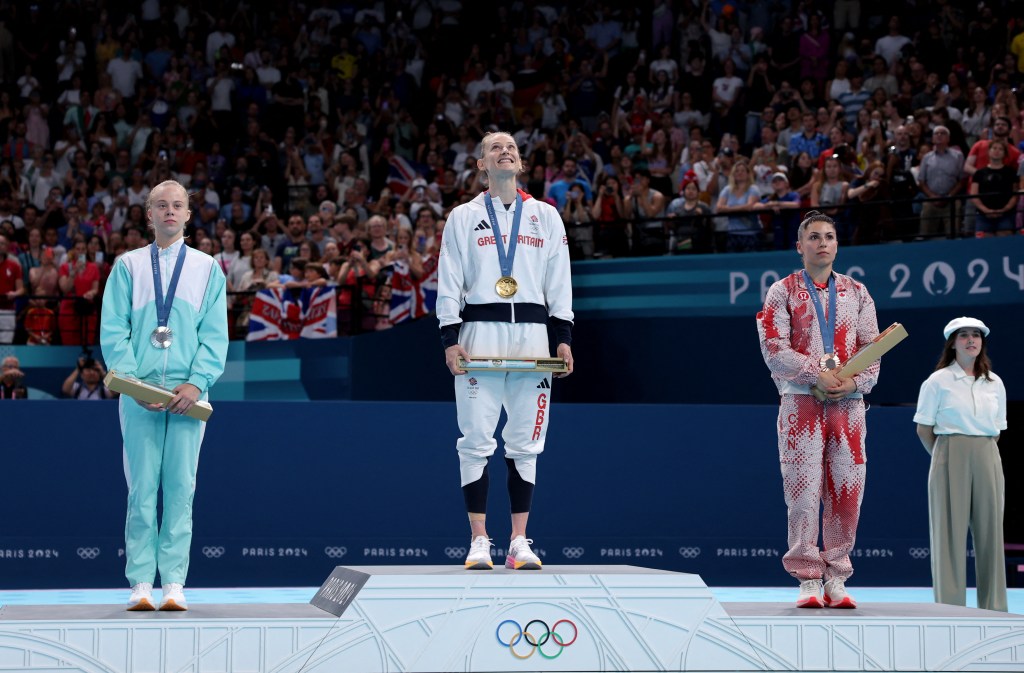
{"left": 101, "top": 180, "right": 228, "bottom": 611}
{"left": 438, "top": 131, "right": 574, "bottom": 571}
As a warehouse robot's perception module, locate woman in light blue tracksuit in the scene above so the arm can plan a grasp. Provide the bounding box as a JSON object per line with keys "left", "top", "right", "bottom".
{"left": 101, "top": 180, "right": 228, "bottom": 611}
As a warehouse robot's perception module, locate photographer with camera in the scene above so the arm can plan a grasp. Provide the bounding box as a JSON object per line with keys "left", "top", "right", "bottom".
{"left": 62, "top": 353, "right": 116, "bottom": 400}
{"left": 0, "top": 355, "right": 27, "bottom": 399}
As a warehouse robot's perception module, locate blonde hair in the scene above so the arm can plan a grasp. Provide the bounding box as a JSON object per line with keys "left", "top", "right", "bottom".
{"left": 726, "top": 160, "right": 751, "bottom": 194}
{"left": 145, "top": 180, "right": 191, "bottom": 230}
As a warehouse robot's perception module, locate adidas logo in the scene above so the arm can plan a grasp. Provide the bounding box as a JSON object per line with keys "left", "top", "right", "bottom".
{"left": 474, "top": 221, "right": 492, "bottom": 231}
{"left": 536, "top": 379, "right": 550, "bottom": 389}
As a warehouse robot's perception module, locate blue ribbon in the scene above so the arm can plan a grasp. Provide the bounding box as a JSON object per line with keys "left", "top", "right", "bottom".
{"left": 802, "top": 270, "right": 836, "bottom": 357}
{"left": 483, "top": 191, "right": 523, "bottom": 280}
{"left": 151, "top": 242, "right": 187, "bottom": 329}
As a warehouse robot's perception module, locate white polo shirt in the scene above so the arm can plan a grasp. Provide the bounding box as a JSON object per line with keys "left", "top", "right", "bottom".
{"left": 913, "top": 363, "right": 1007, "bottom": 436}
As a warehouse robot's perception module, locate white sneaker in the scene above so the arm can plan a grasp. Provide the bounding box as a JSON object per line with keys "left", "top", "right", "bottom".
{"left": 505, "top": 536, "right": 542, "bottom": 570}
{"left": 796, "top": 578, "right": 823, "bottom": 608}
{"left": 824, "top": 577, "right": 857, "bottom": 608}
{"left": 159, "top": 582, "right": 188, "bottom": 611}
{"left": 126, "top": 582, "right": 155, "bottom": 611}
{"left": 464, "top": 536, "right": 493, "bottom": 570}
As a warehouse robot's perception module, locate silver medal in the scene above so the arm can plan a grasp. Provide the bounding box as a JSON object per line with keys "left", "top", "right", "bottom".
{"left": 151, "top": 326, "right": 173, "bottom": 349}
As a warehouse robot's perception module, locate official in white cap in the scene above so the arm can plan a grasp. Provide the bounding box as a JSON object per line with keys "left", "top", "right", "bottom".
{"left": 913, "top": 316, "right": 1007, "bottom": 611}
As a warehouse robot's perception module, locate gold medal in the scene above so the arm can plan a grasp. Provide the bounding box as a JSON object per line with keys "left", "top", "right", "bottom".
{"left": 495, "top": 276, "right": 518, "bottom": 298}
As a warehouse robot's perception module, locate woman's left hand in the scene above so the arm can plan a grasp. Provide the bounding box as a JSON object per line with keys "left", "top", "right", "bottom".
{"left": 554, "top": 343, "right": 574, "bottom": 378}
{"left": 825, "top": 377, "right": 857, "bottom": 400}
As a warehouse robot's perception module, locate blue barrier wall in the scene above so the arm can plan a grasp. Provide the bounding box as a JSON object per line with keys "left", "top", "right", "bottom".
{"left": 0, "top": 400, "right": 953, "bottom": 589}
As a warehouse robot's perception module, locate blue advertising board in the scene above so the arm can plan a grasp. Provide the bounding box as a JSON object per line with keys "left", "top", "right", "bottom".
{"left": 573, "top": 237, "right": 1024, "bottom": 317}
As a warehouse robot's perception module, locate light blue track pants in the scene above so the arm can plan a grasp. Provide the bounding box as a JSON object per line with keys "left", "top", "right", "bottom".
{"left": 119, "top": 395, "right": 206, "bottom": 586}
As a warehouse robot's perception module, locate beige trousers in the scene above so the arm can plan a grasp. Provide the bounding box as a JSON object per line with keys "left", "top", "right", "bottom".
{"left": 928, "top": 434, "right": 1007, "bottom": 612}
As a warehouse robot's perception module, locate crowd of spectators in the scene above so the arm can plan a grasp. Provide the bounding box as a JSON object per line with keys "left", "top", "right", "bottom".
{"left": 0, "top": 0, "right": 1022, "bottom": 346}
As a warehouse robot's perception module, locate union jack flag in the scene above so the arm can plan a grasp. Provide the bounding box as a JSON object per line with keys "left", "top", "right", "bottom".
{"left": 247, "top": 287, "right": 337, "bottom": 341}
{"left": 388, "top": 256, "right": 438, "bottom": 325}
{"left": 387, "top": 155, "right": 428, "bottom": 196}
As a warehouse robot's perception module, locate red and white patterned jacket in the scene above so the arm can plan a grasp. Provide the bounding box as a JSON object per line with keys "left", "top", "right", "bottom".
{"left": 757, "top": 271, "right": 880, "bottom": 397}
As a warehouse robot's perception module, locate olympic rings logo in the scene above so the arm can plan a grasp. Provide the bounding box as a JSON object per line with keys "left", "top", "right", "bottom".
{"left": 679, "top": 546, "right": 701, "bottom": 559}
{"left": 908, "top": 547, "right": 929, "bottom": 560}
{"left": 202, "top": 546, "right": 225, "bottom": 558}
{"left": 77, "top": 547, "right": 100, "bottom": 560}
{"left": 444, "top": 547, "right": 466, "bottom": 559}
{"left": 324, "top": 546, "right": 348, "bottom": 559}
{"left": 496, "top": 619, "right": 578, "bottom": 659}
{"left": 562, "top": 546, "right": 584, "bottom": 559}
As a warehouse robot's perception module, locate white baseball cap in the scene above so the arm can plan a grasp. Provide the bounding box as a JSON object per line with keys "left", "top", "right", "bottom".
{"left": 943, "top": 317, "right": 990, "bottom": 340}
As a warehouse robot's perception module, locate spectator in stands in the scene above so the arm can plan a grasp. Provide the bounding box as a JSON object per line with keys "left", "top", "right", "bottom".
{"left": 755, "top": 172, "right": 802, "bottom": 250}
{"left": 57, "top": 236, "right": 100, "bottom": 346}
{"left": 17, "top": 226, "right": 42, "bottom": 286}
{"left": 716, "top": 161, "right": 760, "bottom": 251}
{"left": 0, "top": 355, "right": 27, "bottom": 399}
{"left": 624, "top": 167, "right": 667, "bottom": 255}
{"left": 62, "top": 353, "right": 116, "bottom": 400}
{"left": 214, "top": 229, "right": 238, "bottom": 277}
{"left": 875, "top": 16, "right": 912, "bottom": 67}
{"left": 917, "top": 126, "right": 965, "bottom": 238}
{"left": 562, "top": 183, "right": 594, "bottom": 259}
{"left": 547, "top": 157, "right": 594, "bottom": 211}
{"left": 789, "top": 111, "right": 829, "bottom": 160}
{"left": 366, "top": 215, "right": 393, "bottom": 261}
{"left": 666, "top": 172, "right": 713, "bottom": 254}
{"left": 848, "top": 161, "right": 893, "bottom": 244}
{"left": 0, "top": 232, "right": 24, "bottom": 343}
{"left": 272, "top": 214, "right": 307, "bottom": 273}
{"left": 886, "top": 126, "right": 920, "bottom": 238}
{"left": 810, "top": 155, "right": 850, "bottom": 238}
{"left": 590, "top": 174, "right": 627, "bottom": 258}
{"left": 970, "top": 139, "right": 1018, "bottom": 237}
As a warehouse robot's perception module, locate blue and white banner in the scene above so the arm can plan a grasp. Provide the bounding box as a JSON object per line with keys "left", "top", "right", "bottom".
{"left": 572, "top": 237, "right": 1024, "bottom": 318}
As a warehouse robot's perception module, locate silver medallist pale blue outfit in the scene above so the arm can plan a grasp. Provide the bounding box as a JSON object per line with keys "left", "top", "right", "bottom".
{"left": 100, "top": 239, "right": 228, "bottom": 587}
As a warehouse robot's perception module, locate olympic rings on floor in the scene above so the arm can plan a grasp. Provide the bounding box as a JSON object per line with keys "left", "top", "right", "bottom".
{"left": 495, "top": 618, "right": 578, "bottom": 659}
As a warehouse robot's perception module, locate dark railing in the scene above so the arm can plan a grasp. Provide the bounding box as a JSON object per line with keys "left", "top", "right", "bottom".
{"left": 565, "top": 190, "right": 1023, "bottom": 259}
{"left": 3, "top": 278, "right": 395, "bottom": 346}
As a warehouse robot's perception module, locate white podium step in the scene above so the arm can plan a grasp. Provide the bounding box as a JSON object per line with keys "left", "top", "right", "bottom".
{"left": 0, "top": 566, "right": 1021, "bottom": 672}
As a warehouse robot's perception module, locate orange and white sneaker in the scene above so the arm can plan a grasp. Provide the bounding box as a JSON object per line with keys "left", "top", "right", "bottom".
{"left": 126, "top": 582, "right": 155, "bottom": 611}
{"left": 824, "top": 578, "right": 857, "bottom": 608}
{"left": 159, "top": 582, "right": 188, "bottom": 611}
{"left": 465, "top": 536, "right": 494, "bottom": 570}
{"left": 796, "top": 579, "right": 824, "bottom": 608}
{"left": 505, "top": 536, "right": 542, "bottom": 570}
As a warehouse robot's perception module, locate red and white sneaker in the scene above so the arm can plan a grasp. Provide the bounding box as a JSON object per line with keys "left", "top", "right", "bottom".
{"left": 796, "top": 579, "right": 824, "bottom": 608}
{"left": 824, "top": 578, "right": 857, "bottom": 608}
{"left": 505, "top": 536, "right": 542, "bottom": 570}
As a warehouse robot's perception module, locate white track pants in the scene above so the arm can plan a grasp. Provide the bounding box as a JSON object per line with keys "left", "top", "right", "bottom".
{"left": 454, "top": 321, "right": 552, "bottom": 486}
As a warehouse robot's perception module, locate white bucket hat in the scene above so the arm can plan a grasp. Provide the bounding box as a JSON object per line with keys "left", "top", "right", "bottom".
{"left": 943, "top": 317, "right": 990, "bottom": 340}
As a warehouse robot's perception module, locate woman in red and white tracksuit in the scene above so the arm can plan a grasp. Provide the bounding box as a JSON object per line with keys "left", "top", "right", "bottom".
{"left": 437, "top": 131, "right": 574, "bottom": 571}
{"left": 757, "top": 211, "right": 880, "bottom": 609}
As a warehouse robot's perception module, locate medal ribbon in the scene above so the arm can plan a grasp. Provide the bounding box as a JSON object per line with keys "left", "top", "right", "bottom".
{"left": 151, "top": 242, "right": 187, "bottom": 330}
{"left": 483, "top": 191, "right": 523, "bottom": 281}
{"left": 802, "top": 270, "right": 836, "bottom": 357}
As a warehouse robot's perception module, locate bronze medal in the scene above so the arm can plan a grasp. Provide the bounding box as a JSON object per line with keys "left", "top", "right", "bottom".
{"left": 819, "top": 353, "right": 840, "bottom": 371}
{"left": 495, "top": 276, "right": 518, "bottom": 298}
